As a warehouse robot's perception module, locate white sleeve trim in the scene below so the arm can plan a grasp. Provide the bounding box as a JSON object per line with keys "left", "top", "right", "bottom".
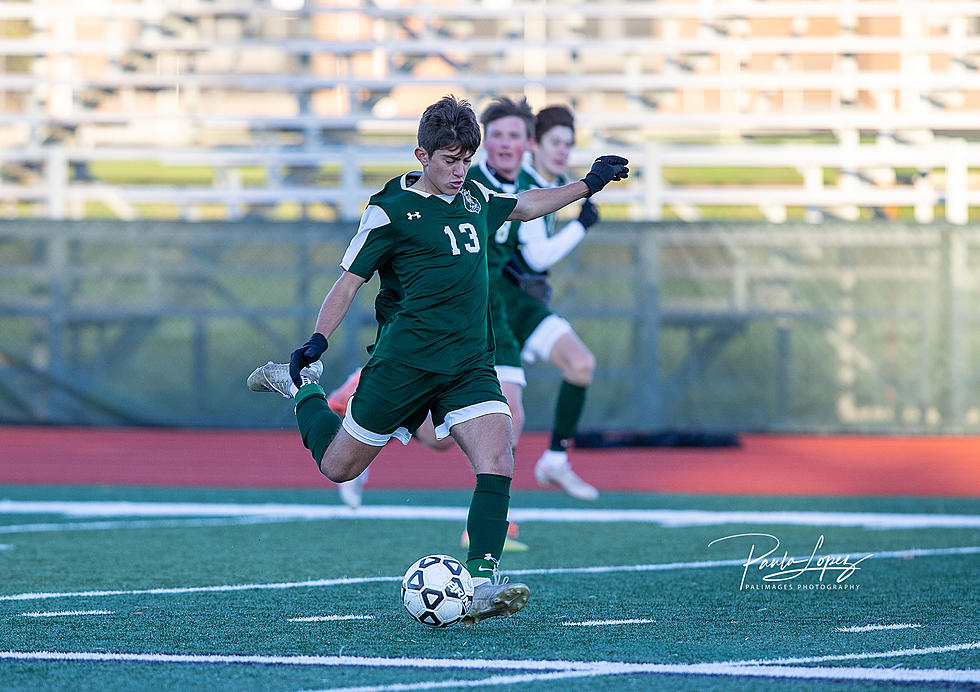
{"left": 519, "top": 219, "right": 586, "bottom": 272}
{"left": 341, "top": 205, "right": 390, "bottom": 271}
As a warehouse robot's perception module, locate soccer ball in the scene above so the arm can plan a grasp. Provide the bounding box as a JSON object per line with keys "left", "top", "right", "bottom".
{"left": 401, "top": 554, "right": 474, "bottom": 628}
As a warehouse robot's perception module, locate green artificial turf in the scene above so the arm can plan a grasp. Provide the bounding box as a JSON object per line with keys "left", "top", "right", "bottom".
{"left": 0, "top": 487, "right": 977, "bottom": 690}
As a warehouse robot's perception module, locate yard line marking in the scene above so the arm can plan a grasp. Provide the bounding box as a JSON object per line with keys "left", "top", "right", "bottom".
{"left": 2, "top": 500, "right": 979, "bottom": 530}
{"left": 2, "top": 645, "right": 979, "bottom": 687}
{"left": 18, "top": 610, "right": 113, "bottom": 618}
{"left": 3, "top": 544, "right": 978, "bottom": 603}
{"left": 288, "top": 615, "right": 376, "bottom": 622}
{"left": 562, "top": 618, "right": 657, "bottom": 626}
{"left": 835, "top": 623, "right": 921, "bottom": 633}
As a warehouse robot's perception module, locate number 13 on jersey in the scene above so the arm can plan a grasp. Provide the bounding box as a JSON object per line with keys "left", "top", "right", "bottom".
{"left": 444, "top": 223, "right": 480, "bottom": 256}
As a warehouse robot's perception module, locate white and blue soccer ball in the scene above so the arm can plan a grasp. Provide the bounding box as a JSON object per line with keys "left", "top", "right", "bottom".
{"left": 401, "top": 554, "right": 474, "bottom": 628}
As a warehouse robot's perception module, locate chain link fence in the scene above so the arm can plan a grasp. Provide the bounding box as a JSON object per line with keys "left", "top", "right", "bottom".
{"left": 2, "top": 219, "right": 979, "bottom": 433}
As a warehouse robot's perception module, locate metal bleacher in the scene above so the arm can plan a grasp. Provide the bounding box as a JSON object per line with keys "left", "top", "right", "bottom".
{"left": 4, "top": 1, "right": 980, "bottom": 222}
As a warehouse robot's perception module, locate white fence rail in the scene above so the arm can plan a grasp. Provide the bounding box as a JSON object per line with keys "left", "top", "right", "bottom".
{"left": 1, "top": 142, "right": 976, "bottom": 223}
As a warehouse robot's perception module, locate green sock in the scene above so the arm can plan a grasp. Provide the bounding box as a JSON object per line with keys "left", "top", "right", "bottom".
{"left": 465, "top": 473, "right": 512, "bottom": 578}
{"left": 550, "top": 381, "right": 587, "bottom": 452}
{"left": 294, "top": 384, "right": 341, "bottom": 467}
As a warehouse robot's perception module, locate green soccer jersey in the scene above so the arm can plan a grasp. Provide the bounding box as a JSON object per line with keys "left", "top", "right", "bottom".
{"left": 466, "top": 160, "right": 522, "bottom": 282}
{"left": 341, "top": 171, "right": 518, "bottom": 374}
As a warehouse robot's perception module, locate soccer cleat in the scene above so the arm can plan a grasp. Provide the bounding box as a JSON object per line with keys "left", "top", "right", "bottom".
{"left": 337, "top": 467, "right": 370, "bottom": 509}
{"left": 246, "top": 360, "right": 323, "bottom": 399}
{"left": 534, "top": 449, "right": 599, "bottom": 501}
{"left": 460, "top": 523, "right": 528, "bottom": 552}
{"left": 462, "top": 578, "right": 530, "bottom": 626}
{"left": 327, "top": 368, "right": 362, "bottom": 416}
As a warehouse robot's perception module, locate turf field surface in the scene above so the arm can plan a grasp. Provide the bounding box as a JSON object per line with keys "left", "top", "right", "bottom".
{"left": 1, "top": 480, "right": 978, "bottom": 691}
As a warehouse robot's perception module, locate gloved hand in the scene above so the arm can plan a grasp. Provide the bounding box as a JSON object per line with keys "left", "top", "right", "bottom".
{"left": 289, "top": 333, "right": 328, "bottom": 387}
{"left": 581, "top": 155, "right": 629, "bottom": 196}
{"left": 578, "top": 199, "right": 599, "bottom": 230}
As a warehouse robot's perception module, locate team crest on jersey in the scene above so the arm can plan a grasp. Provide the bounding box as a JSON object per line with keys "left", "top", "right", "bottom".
{"left": 461, "top": 188, "right": 482, "bottom": 213}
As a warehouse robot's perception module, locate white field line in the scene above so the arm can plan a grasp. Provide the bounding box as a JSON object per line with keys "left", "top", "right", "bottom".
{"left": 2, "top": 544, "right": 978, "bottom": 603}
{"left": 2, "top": 642, "right": 979, "bottom": 687}
{"left": 0, "top": 516, "right": 298, "bottom": 534}
{"left": 562, "top": 618, "right": 658, "bottom": 626}
{"left": 288, "top": 615, "right": 376, "bottom": 622}
{"left": 311, "top": 663, "right": 980, "bottom": 691}
{"left": 18, "top": 610, "right": 113, "bottom": 618}
{"left": 836, "top": 623, "right": 921, "bottom": 633}
{"left": 2, "top": 500, "right": 980, "bottom": 530}
{"left": 0, "top": 575, "right": 398, "bottom": 603}
{"left": 721, "top": 640, "right": 980, "bottom": 666}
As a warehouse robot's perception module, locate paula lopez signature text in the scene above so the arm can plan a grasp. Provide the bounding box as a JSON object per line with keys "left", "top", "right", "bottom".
{"left": 708, "top": 533, "right": 874, "bottom": 591}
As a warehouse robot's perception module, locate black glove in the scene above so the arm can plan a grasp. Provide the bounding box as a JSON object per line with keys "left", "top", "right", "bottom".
{"left": 581, "top": 155, "right": 629, "bottom": 196}
{"left": 289, "top": 333, "right": 328, "bottom": 387}
{"left": 577, "top": 199, "right": 599, "bottom": 230}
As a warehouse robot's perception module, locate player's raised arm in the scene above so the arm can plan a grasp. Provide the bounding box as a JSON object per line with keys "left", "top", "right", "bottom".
{"left": 508, "top": 155, "right": 629, "bottom": 222}
{"left": 289, "top": 270, "right": 366, "bottom": 385}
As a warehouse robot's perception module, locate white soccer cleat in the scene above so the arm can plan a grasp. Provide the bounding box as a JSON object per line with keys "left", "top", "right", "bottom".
{"left": 534, "top": 449, "right": 599, "bottom": 501}
{"left": 338, "top": 467, "right": 370, "bottom": 509}
{"left": 246, "top": 360, "right": 323, "bottom": 399}
{"left": 462, "top": 578, "right": 530, "bottom": 626}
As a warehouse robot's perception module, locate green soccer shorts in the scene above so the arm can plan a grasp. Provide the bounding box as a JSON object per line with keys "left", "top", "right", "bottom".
{"left": 345, "top": 356, "right": 511, "bottom": 446}
{"left": 498, "top": 279, "right": 572, "bottom": 363}
{"left": 490, "top": 292, "right": 526, "bottom": 386}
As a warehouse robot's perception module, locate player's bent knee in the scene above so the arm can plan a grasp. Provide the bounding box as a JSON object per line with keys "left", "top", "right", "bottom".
{"left": 319, "top": 459, "right": 359, "bottom": 484}
{"left": 567, "top": 352, "right": 596, "bottom": 386}
{"left": 319, "top": 432, "right": 378, "bottom": 483}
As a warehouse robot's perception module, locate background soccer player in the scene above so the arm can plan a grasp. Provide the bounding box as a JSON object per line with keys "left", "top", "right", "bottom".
{"left": 466, "top": 96, "right": 537, "bottom": 452}
{"left": 501, "top": 105, "right": 602, "bottom": 501}
{"left": 247, "top": 95, "right": 628, "bottom": 624}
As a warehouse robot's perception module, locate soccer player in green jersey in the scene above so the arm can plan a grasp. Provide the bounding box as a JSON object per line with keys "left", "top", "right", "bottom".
{"left": 328, "top": 97, "right": 536, "bottom": 513}
{"left": 247, "top": 95, "right": 628, "bottom": 624}
{"left": 500, "top": 105, "right": 602, "bottom": 501}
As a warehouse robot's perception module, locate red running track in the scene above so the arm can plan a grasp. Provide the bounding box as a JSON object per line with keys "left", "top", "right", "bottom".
{"left": 1, "top": 426, "right": 979, "bottom": 496}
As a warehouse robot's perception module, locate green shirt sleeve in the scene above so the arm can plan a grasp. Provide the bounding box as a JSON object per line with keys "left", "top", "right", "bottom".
{"left": 341, "top": 204, "right": 395, "bottom": 279}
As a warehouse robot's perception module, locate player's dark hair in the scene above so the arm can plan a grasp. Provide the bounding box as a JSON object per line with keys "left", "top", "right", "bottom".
{"left": 417, "top": 95, "right": 481, "bottom": 157}
{"left": 480, "top": 96, "right": 534, "bottom": 139}
{"left": 535, "top": 105, "right": 575, "bottom": 142}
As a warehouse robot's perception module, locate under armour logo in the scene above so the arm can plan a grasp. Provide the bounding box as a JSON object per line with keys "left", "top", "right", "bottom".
{"left": 407, "top": 211, "right": 421, "bottom": 220}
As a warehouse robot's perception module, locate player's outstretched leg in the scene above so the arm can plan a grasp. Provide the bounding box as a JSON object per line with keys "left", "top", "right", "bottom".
{"left": 325, "top": 368, "right": 371, "bottom": 508}
{"left": 247, "top": 360, "right": 344, "bottom": 475}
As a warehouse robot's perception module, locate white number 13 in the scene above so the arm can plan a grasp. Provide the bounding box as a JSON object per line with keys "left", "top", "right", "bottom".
{"left": 443, "top": 223, "right": 480, "bottom": 256}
